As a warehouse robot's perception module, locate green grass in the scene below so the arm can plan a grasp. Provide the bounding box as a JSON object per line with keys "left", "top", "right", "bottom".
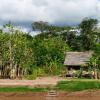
{"left": 56, "top": 80, "right": 100, "bottom": 92}
{"left": 0, "top": 87, "right": 48, "bottom": 92}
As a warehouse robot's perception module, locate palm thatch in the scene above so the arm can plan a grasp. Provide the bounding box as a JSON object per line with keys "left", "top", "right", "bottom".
{"left": 64, "top": 51, "right": 93, "bottom": 66}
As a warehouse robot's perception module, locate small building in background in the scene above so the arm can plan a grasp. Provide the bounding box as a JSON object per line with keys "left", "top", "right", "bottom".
{"left": 64, "top": 51, "right": 93, "bottom": 77}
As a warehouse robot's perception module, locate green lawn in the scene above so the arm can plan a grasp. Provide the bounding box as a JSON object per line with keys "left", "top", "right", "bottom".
{"left": 0, "top": 87, "right": 48, "bottom": 92}
{"left": 56, "top": 80, "right": 100, "bottom": 92}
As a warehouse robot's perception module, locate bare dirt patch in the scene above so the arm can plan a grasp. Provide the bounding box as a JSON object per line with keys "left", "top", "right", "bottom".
{"left": 0, "top": 77, "right": 65, "bottom": 87}
{"left": 0, "top": 90, "right": 100, "bottom": 100}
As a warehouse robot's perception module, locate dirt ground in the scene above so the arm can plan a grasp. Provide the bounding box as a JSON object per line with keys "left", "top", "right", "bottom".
{"left": 0, "top": 90, "right": 100, "bottom": 100}
{"left": 0, "top": 77, "right": 65, "bottom": 87}
{"left": 0, "top": 77, "right": 100, "bottom": 100}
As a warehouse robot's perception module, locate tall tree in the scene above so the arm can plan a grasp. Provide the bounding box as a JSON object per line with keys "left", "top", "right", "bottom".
{"left": 79, "top": 18, "right": 98, "bottom": 50}
{"left": 32, "top": 21, "right": 49, "bottom": 33}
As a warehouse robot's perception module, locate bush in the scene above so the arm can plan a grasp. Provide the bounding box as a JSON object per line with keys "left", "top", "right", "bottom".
{"left": 26, "top": 68, "right": 46, "bottom": 80}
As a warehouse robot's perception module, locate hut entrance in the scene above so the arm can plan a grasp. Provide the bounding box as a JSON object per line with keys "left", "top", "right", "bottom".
{"left": 66, "top": 65, "right": 81, "bottom": 77}
{"left": 67, "top": 66, "right": 80, "bottom": 70}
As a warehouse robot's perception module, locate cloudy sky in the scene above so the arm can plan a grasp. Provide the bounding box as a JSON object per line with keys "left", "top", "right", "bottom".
{"left": 0, "top": 0, "right": 100, "bottom": 30}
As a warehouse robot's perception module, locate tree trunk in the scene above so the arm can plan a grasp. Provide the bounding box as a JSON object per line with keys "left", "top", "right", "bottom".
{"left": 94, "top": 67, "right": 97, "bottom": 79}
{"left": 9, "top": 36, "right": 13, "bottom": 70}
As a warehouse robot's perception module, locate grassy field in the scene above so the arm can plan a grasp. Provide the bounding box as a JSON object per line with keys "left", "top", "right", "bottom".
{"left": 56, "top": 80, "right": 100, "bottom": 92}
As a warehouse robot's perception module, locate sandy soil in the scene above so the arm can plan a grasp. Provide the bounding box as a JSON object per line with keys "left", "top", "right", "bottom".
{"left": 0, "top": 90, "right": 100, "bottom": 100}
{"left": 0, "top": 77, "right": 65, "bottom": 87}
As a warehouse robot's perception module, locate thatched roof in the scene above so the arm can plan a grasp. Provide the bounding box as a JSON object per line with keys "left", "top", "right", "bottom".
{"left": 64, "top": 51, "right": 93, "bottom": 66}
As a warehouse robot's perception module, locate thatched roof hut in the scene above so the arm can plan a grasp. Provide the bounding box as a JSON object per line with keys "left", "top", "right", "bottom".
{"left": 64, "top": 51, "right": 93, "bottom": 66}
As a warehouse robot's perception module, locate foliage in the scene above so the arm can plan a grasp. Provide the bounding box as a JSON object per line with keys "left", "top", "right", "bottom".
{"left": 56, "top": 80, "right": 100, "bottom": 91}
{"left": 0, "top": 23, "right": 70, "bottom": 78}
{"left": 32, "top": 36, "right": 70, "bottom": 75}
{"left": 26, "top": 68, "right": 45, "bottom": 80}
{"left": 0, "top": 18, "right": 100, "bottom": 79}
{"left": 32, "top": 21, "right": 49, "bottom": 32}
{"left": 79, "top": 18, "right": 98, "bottom": 50}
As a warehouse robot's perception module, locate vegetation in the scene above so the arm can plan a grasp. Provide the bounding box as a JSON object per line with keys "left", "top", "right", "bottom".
{"left": 0, "top": 22, "right": 70, "bottom": 79}
{"left": 1, "top": 80, "right": 100, "bottom": 92}
{"left": 79, "top": 18, "right": 98, "bottom": 50}
{"left": 56, "top": 80, "right": 100, "bottom": 92}
{"left": 0, "top": 87, "right": 48, "bottom": 92}
{"left": 0, "top": 17, "right": 100, "bottom": 79}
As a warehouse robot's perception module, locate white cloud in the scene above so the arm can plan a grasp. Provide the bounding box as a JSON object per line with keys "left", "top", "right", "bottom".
{"left": 0, "top": 0, "right": 100, "bottom": 26}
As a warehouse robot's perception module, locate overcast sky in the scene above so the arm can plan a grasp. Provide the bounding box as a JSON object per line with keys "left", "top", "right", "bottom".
{"left": 0, "top": 0, "right": 100, "bottom": 30}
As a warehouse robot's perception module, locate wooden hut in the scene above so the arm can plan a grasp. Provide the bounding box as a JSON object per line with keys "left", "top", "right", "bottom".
{"left": 64, "top": 51, "right": 93, "bottom": 77}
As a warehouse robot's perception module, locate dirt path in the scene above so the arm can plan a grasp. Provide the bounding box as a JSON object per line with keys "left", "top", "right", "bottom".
{"left": 0, "top": 90, "right": 100, "bottom": 100}
{"left": 0, "top": 77, "right": 65, "bottom": 87}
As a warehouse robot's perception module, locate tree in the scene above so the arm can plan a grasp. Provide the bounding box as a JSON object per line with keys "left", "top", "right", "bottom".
{"left": 79, "top": 18, "right": 98, "bottom": 50}
{"left": 4, "top": 22, "right": 14, "bottom": 72}
{"left": 32, "top": 35, "right": 70, "bottom": 75}
{"left": 32, "top": 21, "right": 72, "bottom": 36}
{"left": 0, "top": 23, "right": 34, "bottom": 79}
{"left": 32, "top": 21, "right": 49, "bottom": 33}
{"left": 88, "top": 54, "right": 100, "bottom": 79}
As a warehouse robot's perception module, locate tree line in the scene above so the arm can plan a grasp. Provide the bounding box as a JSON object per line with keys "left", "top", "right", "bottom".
{"left": 0, "top": 18, "right": 100, "bottom": 79}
